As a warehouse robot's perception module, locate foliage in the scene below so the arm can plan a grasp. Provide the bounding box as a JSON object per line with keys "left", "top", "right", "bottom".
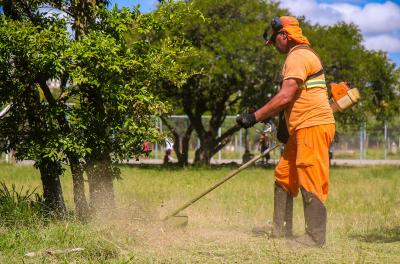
{"left": 0, "top": 183, "right": 46, "bottom": 227}
{"left": 0, "top": 2, "right": 198, "bottom": 211}
{"left": 64, "top": 11, "right": 163, "bottom": 164}
{"left": 60, "top": 4, "right": 199, "bottom": 166}
{"left": 0, "top": 2, "right": 196, "bottom": 165}
{"left": 154, "top": 1, "right": 399, "bottom": 164}
{"left": 0, "top": 16, "right": 70, "bottom": 164}
{"left": 152, "top": 0, "right": 284, "bottom": 164}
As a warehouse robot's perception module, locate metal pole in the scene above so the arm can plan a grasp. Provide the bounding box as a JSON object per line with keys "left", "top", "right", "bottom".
{"left": 234, "top": 135, "right": 237, "bottom": 151}
{"left": 239, "top": 129, "right": 243, "bottom": 152}
{"left": 160, "top": 118, "right": 163, "bottom": 155}
{"left": 384, "top": 121, "right": 387, "bottom": 160}
{"left": 364, "top": 123, "right": 367, "bottom": 160}
{"left": 218, "top": 127, "right": 221, "bottom": 163}
{"left": 155, "top": 119, "right": 158, "bottom": 160}
{"left": 6, "top": 140, "right": 9, "bottom": 163}
{"left": 359, "top": 124, "right": 363, "bottom": 161}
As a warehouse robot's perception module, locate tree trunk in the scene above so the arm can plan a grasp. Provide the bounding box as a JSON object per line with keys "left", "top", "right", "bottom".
{"left": 179, "top": 125, "right": 193, "bottom": 166}
{"left": 193, "top": 125, "right": 241, "bottom": 165}
{"left": 86, "top": 155, "right": 115, "bottom": 214}
{"left": 38, "top": 157, "right": 66, "bottom": 217}
{"left": 38, "top": 80, "right": 90, "bottom": 221}
{"left": 69, "top": 155, "right": 90, "bottom": 221}
{"left": 193, "top": 134, "right": 214, "bottom": 165}
{"left": 161, "top": 117, "right": 193, "bottom": 166}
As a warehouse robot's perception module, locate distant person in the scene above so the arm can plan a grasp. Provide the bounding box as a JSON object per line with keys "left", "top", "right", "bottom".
{"left": 259, "top": 132, "right": 271, "bottom": 165}
{"left": 143, "top": 141, "right": 152, "bottom": 156}
{"left": 163, "top": 139, "right": 173, "bottom": 164}
{"left": 236, "top": 16, "right": 335, "bottom": 247}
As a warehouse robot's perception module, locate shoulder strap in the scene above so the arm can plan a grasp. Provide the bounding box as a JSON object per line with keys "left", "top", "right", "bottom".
{"left": 306, "top": 69, "right": 324, "bottom": 81}
{"left": 289, "top": 45, "right": 324, "bottom": 81}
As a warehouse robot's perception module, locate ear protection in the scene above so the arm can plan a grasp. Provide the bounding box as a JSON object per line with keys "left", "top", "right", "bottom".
{"left": 263, "top": 17, "right": 283, "bottom": 42}
{"left": 271, "top": 17, "right": 283, "bottom": 32}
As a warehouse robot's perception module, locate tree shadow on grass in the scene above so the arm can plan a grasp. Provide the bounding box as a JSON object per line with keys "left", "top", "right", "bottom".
{"left": 350, "top": 226, "right": 400, "bottom": 243}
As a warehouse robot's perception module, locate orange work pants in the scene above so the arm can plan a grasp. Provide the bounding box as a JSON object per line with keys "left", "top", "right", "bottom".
{"left": 274, "top": 124, "right": 335, "bottom": 202}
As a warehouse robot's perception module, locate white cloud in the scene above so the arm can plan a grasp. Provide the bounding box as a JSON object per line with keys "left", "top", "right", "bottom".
{"left": 277, "top": 0, "right": 400, "bottom": 53}
{"left": 327, "top": 2, "right": 400, "bottom": 34}
{"left": 364, "top": 34, "right": 400, "bottom": 52}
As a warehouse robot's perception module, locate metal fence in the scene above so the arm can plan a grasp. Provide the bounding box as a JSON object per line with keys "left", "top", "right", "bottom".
{"left": 2, "top": 115, "right": 399, "bottom": 163}
{"left": 150, "top": 116, "right": 400, "bottom": 163}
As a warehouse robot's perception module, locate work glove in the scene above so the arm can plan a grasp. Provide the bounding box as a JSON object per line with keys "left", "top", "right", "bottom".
{"left": 236, "top": 113, "right": 257, "bottom": 129}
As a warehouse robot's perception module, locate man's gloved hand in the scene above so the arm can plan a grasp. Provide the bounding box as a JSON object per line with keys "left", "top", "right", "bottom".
{"left": 236, "top": 113, "right": 257, "bottom": 129}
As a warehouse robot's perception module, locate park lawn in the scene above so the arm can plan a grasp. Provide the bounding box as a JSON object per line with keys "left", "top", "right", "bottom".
{"left": 0, "top": 163, "right": 399, "bottom": 263}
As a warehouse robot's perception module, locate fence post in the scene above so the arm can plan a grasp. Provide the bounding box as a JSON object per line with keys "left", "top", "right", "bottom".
{"left": 364, "top": 122, "right": 367, "bottom": 160}
{"left": 359, "top": 124, "right": 363, "bottom": 161}
{"left": 218, "top": 127, "right": 222, "bottom": 163}
{"left": 239, "top": 129, "right": 243, "bottom": 152}
{"left": 384, "top": 121, "right": 387, "bottom": 160}
{"left": 155, "top": 119, "right": 158, "bottom": 160}
{"left": 234, "top": 135, "right": 237, "bottom": 152}
{"left": 160, "top": 118, "right": 163, "bottom": 156}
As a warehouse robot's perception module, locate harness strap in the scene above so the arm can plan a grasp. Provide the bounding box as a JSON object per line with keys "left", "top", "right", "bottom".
{"left": 289, "top": 45, "right": 326, "bottom": 89}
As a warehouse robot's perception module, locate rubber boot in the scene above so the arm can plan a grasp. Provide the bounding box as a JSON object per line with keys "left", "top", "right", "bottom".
{"left": 295, "top": 188, "right": 327, "bottom": 247}
{"left": 284, "top": 193, "right": 293, "bottom": 238}
{"left": 252, "top": 182, "right": 293, "bottom": 238}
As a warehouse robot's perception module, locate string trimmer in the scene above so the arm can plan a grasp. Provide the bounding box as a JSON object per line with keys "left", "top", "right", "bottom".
{"left": 162, "top": 144, "right": 281, "bottom": 228}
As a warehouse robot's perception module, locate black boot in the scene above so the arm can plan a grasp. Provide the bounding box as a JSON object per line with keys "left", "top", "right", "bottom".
{"left": 252, "top": 182, "right": 293, "bottom": 238}
{"left": 295, "top": 188, "right": 327, "bottom": 247}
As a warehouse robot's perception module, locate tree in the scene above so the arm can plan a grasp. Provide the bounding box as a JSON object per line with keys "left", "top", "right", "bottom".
{"left": 64, "top": 3, "right": 197, "bottom": 212}
{"left": 155, "top": 0, "right": 283, "bottom": 165}
{"left": 157, "top": 2, "right": 399, "bottom": 165}
{"left": 0, "top": 15, "right": 70, "bottom": 215}
{"left": 0, "top": 1, "right": 197, "bottom": 216}
{"left": 0, "top": 0, "right": 107, "bottom": 218}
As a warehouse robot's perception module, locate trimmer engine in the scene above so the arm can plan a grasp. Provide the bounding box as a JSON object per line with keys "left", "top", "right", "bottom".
{"left": 330, "top": 82, "right": 360, "bottom": 112}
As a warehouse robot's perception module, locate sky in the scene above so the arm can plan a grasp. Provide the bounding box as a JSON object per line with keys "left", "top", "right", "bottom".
{"left": 111, "top": 0, "right": 400, "bottom": 66}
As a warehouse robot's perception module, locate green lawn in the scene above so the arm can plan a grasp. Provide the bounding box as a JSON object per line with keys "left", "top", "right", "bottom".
{"left": 0, "top": 163, "right": 399, "bottom": 263}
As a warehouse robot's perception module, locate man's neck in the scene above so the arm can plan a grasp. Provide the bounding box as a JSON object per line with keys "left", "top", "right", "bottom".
{"left": 287, "top": 41, "right": 298, "bottom": 51}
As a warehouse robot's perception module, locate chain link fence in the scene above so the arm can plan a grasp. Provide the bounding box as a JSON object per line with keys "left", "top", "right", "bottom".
{"left": 1, "top": 116, "right": 399, "bottom": 163}
{"left": 149, "top": 116, "right": 400, "bottom": 163}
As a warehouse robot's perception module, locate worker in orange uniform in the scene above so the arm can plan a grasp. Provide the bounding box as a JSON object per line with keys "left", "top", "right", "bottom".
{"left": 236, "top": 16, "right": 335, "bottom": 247}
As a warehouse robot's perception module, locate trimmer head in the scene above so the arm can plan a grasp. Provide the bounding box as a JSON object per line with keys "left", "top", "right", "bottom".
{"left": 160, "top": 145, "right": 280, "bottom": 229}
{"left": 163, "top": 214, "right": 188, "bottom": 229}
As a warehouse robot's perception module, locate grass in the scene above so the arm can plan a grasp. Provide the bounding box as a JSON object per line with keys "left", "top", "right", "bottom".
{"left": 333, "top": 148, "right": 400, "bottom": 160}
{"left": 0, "top": 163, "right": 399, "bottom": 263}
